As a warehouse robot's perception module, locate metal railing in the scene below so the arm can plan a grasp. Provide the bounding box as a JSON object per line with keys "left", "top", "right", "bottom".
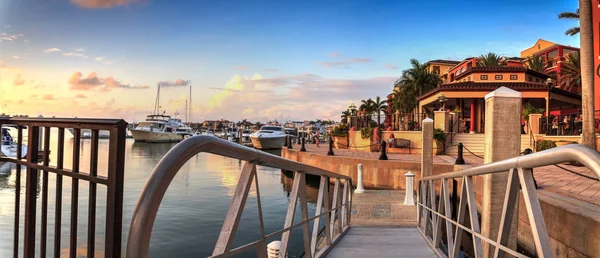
{"left": 127, "top": 136, "right": 353, "bottom": 258}
{"left": 417, "top": 144, "right": 600, "bottom": 258}
{"left": 0, "top": 117, "right": 127, "bottom": 258}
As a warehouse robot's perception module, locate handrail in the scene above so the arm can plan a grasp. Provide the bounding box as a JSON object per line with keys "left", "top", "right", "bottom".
{"left": 420, "top": 144, "right": 600, "bottom": 181}
{"left": 416, "top": 144, "right": 600, "bottom": 258}
{"left": 127, "top": 135, "right": 353, "bottom": 258}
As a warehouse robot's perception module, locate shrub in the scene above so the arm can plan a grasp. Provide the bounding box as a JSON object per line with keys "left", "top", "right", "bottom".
{"left": 360, "top": 127, "right": 373, "bottom": 139}
{"left": 522, "top": 102, "right": 544, "bottom": 122}
{"left": 331, "top": 124, "right": 349, "bottom": 137}
{"left": 536, "top": 140, "right": 556, "bottom": 152}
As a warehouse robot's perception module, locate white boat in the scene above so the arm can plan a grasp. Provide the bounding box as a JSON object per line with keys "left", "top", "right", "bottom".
{"left": 130, "top": 115, "right": 184, "bottom": 143}
{"left": 202, "top": 130, "right": 216, "bottom": 137}
{"left": 226, "top": 127, "right": 239, "bottom": 142}
{"left": 67, "top": 128, "right": 111, "bottom": 139}
{"left": 1, "top": 127, "right": 27, "bottom": 158}
{"left": 170, "top": 118, "right": 193, "bottom": 137}
{"left": 241, "top": 129, "right": 251, "bottom": 143}
{"left": 249, "top": 126, "right": 286, "bottom": 150}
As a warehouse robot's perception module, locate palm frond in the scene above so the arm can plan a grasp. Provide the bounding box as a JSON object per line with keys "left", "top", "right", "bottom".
{"left": 558, "top": 9, "right": 579, "bottom": 20}
{"left": 565, "top": 27, "right": 580, "bottom": 36}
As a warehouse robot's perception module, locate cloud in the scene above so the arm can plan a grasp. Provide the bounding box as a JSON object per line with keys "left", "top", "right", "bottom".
{"left": 12, "top": 56, "right": 19, "bottom": 59}
{"left": 235, "top": 66, "right": 248, "bottom": 71}
{"left": 43, "top": 48, "right": 60, "bottom": 53}
{"left": 42, "top": 94, "right": 54, "bottom": 100}
{"left": 75, "top": 94, "right": 87, "bottom": 98}
{"left": 63, "top": 52, "right": 88, "bottom": 58}
{"left": 0, "top": 62, "right": 17, "bottom": 71}
{"left": 69, "top": 72, "right": 150, "bottom": 91}
{"left": 95, "top": 57, "right": 105, "bottom": 61}
{"left": 384, "top": 64, "right": 398, "bottom": 70}
{"left": 17, "top": 100, "right": 24, "bottom": 104}
{"left": 317, "top": 57, "right": 372, "bottom": 68}
{"left": 208, "top": 87, "right": 241, "bottom": 92}
{"left": 264, "top": 68, "right": 278, "bottom": 72}
{"left": 13, "top": 75, "right": 25, "bottom": 86}
{"left": 158, "top": 79, "right": 191, "bottom": 87}
{"left": 70, "top": 0, "right": 143, "bottom": 8}
{"left": 0, "top": 34, "right": 23, "bottom": 42}
{"left": 329, "top": 52, "right": 342, "bottom": 57}
{"left": 75, "top": 48, "right": 85, "bottom": 52}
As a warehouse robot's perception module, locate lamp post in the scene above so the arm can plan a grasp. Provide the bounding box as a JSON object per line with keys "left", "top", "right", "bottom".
{"left": 546, "top": 78, "right": 552, "bottom": 134}
{"left": 438, "top": 94, "right": 447, "bottom": 111}
{"left": 349, "top": 103, "right": 357, "bottom": 128}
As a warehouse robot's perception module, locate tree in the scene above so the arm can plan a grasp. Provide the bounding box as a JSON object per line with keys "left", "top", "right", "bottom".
{"left": 391, "top": 59, "right": 441, "bottom": 113}
{"left": 477, "top": 52, "right": 506, "bottom": 67}
{"left": 579, "top": 0, "right": 595, "bottom": 149}
{"left": 217, "top": 122, "right": 224, "bottom": 130}
{"left": 372, "top": 96, "right": 387, "bottom": 127}
{"left": 340, "top": 110, "right": 350, "bottom": 123}
{"left": 524, "top": 55, "right": 550, "bottom": 73}
{"left": 558, "top": 9, "right": 580, "bottom": 36}
{"left": 559, "top": 51, "right": 581, "bottom": 93}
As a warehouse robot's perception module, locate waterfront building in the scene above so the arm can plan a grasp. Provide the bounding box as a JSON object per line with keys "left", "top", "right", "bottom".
{"left": 520, "top": 39, "right": 580, "bottom": 93}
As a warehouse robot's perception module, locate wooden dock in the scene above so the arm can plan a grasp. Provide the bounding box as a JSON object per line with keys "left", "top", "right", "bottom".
{"left": 326, "top": 190, "right": 435, "bottom": 257}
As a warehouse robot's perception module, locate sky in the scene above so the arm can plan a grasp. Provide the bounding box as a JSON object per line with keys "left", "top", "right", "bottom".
{"left": 0, "top": 0, "right": 580, "bottom": 123}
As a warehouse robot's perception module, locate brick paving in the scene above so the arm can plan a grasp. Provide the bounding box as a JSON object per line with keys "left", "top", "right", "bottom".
{"left": 350, "top": 190, "right": 417, "bottom": 227}
{"left": 296, "top": 143, "right": 600, "bottom": 206}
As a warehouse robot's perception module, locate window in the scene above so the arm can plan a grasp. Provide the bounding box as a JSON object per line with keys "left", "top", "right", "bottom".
{"left": 461, "top": 67, "right": 466, "bottom": 73}
{"left": 467, "top": 76, "right": 471, "bottom": 81}
{"left": 467, "top": 62, "right": 472, "bottom": 69}
{"left": 433, "top": 65, "right": 440, "bottom": 74}
{"left": 495, "top": 75, "right": 503, "bottom": 80}
{"left": 510, "top": 75, "right": 517, "bottom": 80}
{"left": 480, "top": 75, "right": 488, "bottom": 80}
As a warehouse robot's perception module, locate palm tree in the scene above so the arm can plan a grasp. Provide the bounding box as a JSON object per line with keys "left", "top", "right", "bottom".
{"left": 579, "top": 0, "right": 595, "bottom": 149}
{"left": 559, "top": 51, "right": 581, "bottom": 93}
{"left": 524, "top": 55, "right": 550, "bottom": 73}
{"left": 477, "top": 53, "right": 506, "bottom": 67}
{"left": 360, "top": 98, "right": 375, "bottom": 127}
{"left": 391, "top": 59, "right": 441, "bottom": 114}
{"left": 558, "top": 9, "right": 580, "bottom": 36}
{"left": 372, "top": 96, "right": 387, "bottom": 128}
{"left": 340, "top": 110, "right": 350, "bottom": 123}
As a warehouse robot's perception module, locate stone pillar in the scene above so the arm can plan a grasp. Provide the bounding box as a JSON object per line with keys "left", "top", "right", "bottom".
{"left": 434, "top": 111, "right": 449, "bottom": 133}
{"left": 469, "top": 100, "right": 476, "bottom": 134}
{"left": 421, "top": 118, "right": 433, "bottom": 177}
{"left": 529, "top": 113, "right": 542, "bottom": 135}
{"left": 355, "top": 164, "right": 365, "bottom": 193}
{"left": 404, "top": 171, "right": 415, "bottom": 205}
{"left": 481, "top": 87, "right": 522, "bottom": 257}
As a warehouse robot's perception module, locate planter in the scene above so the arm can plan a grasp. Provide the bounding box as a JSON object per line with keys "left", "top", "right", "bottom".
{"left": 435, "top": 141, "right": 444, "bottom": 155}
{"left": 333, "top": 136, "right": 348, "bottom": 149}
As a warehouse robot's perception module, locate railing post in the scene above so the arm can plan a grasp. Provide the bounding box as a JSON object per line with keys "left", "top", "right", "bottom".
{"left": 422, "top": 118, "right": 434, "bottom": 177}
{"left": 327, "top": 136, "right": 334, "bottom": 156}
{"left": 455, "top": 143, "right": 465, "bottom": 165}
{"left": 378, "top": 140, "right": 388, "bottom": 160}
{"left": 300, "top": 136, "right": 306, "bottom": 152}
{"left": 267, "top": 241, "right": 280, "bottom": 258}
{"left": 523, "top": 148, "right": 538, "bottom": 189}
{"left": 24, "top": 125, "right": 40, "bottom": 258}
{"left": 354, "top": 164, "right": 365, "bottom": 194}
{"left": 404, "top": 171, "right": 415, "bottom": 205}
{"left": 284, "top": 135, "right": 289, "bottom": 147}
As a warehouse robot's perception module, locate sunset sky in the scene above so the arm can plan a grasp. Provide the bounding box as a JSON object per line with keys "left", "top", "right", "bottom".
{"left": 0, "top": 0, "right": 580, "bottom": 123}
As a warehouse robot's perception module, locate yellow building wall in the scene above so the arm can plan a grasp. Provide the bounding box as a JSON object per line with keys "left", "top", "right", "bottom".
{"left": 520, "top": 39, "right": 557, "bottom": 58}
{"left": 427, "top": 63, "right": 456, "bottom": 77}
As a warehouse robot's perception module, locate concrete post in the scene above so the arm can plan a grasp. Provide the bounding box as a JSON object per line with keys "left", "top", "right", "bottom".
{"left": 434, "top": 111, "right": 449, "bottom": 132}
{"left": 354, "top": 164, "right": 365, "bottom": 193}
{"left": 421, "top": 118, "right": 434, "bottom": 177}
{"left": 404, "top": 171, "right": 415, "bottom": 205}
{"left": 267, "top": 241, "right": 281, "bottom": 258}
{"left": 481, "top": 86, "right": 522, "bottom": 256}
{"left": 528, "top": 113, "right": 542, "bottom": 135}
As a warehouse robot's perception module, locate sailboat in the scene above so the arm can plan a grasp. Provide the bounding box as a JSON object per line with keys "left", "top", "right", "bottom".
{"left": 130, "top": 84, "right": 186, "bottom": 143}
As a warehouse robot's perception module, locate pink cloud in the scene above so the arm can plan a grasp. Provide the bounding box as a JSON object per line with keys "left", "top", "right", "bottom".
{"left": 69, "top": 72, "right": 149, "bottom": 91}
{"left": 329, "top": 52, "right": 342, "bottom": 57}
{"left": 42, "top": 94, "right": 54, "bottom": 100}
{"left": 158, "top": 78, "right": 190, "bottom": 87}
{"left": 235, "top": 66, "right": 248, "bottom": 71}
{"left": 70, "top": 0, "right": 143, "bottom": 9}
{"left": 75, "top": 94, "right": 87, "bottom": 99}
{"left": 13, "top": 75, "right": 25, "bottom": 86}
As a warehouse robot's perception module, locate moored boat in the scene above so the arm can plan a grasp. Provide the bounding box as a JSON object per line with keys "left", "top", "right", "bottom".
{"left": 249, "top": 126, "right": 286, "bottom": 150}
{"left": 1, "top": 126, "right": 28, "bottom": 158}
{"left": 130, "top": 115, "right": 184, "bottom": 143}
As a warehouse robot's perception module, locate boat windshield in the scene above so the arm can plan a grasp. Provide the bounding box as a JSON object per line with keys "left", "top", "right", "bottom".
{"left": 146, "top": 115, "right": 170, "bottom": 122}
{"left": 136, "top": 122, "right": 165, "bottom": 131}
{"left": 261, "top": 126, "right": 282, "bottom": 131}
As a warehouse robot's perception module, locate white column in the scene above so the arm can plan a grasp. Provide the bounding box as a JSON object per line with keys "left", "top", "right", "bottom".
{"left": 404, "top": 171, "right": 415, "bottom": 205}
{"left": 354, "top": 164, "right": 365, "bottom": 193}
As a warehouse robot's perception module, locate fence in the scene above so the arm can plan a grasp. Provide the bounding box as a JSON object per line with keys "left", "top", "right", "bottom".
{"left": 417, "top": 144, "right": 600, "bottom": 257}
{"left": 126, "top": 136, "right": 353, "bottom": 258}
{"left": 538, "top": 110, "right": 600, "bottom": 136}
{"left": 347, "top": 113, "right": 428, "bottom": 131}
{"left": 0, "top": 117, "right": 127, "bottom": 258}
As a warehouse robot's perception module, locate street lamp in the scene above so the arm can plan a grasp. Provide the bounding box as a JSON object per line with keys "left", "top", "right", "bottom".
{"left": 438, "top": 94, "right": 447, "bottom": 111}
{"left": 546, "top": 78, "right": 553, "bottom": 134}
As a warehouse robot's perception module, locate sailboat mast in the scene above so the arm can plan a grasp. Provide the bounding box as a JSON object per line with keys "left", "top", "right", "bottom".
{"left": 185, "top": 99, "right": 188, "bottom": 123}
{"left": 153, "top": 84, "right": 161, "bottom": 115}
{"left": 189, "top": 85, "right": 192, "bottom": 125}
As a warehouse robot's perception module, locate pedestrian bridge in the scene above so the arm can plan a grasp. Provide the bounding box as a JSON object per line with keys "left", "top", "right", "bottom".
{"left": 2, "top": 117, "right": 600, "bottom": 258}
{"left": 127, "top": 136, "right": 600, "bottom": 258}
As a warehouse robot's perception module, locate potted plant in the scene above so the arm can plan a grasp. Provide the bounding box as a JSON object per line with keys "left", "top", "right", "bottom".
{"left": 522, "top": 102, "right": 544, "bottom": 132}
{"left": 535, "top": 140, "right": 556, "bottom": 152}
{"left": 433, "top": 128, "right": 447, "bottom": 155}
{"left": 331, "top": 124, "right": 349, "bottom": 149}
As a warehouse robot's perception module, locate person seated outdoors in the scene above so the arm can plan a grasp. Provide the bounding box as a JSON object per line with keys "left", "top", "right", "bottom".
{"left": 388, "top": 133, "right": 395, "bottom": 148}
{"left": 563, "top": 115, "right": 572, "bottom": 135}
{"left": 551, "top": 116, "right": 559, "bottom": 135}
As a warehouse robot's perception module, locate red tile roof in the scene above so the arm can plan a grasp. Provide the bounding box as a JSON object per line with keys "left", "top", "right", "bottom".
{"left": 427, "top": 59, "right": 461, "bottom": 65}
{"left": 417, "top": 81, "right": 581, "bottom": 101}
{"left": 453, "top": 66, "right": 550, "bottom": 81}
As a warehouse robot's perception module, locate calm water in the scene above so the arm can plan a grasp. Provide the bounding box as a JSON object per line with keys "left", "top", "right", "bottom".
{"left": 0, "top": 134, "right": 323, "bottom": 257}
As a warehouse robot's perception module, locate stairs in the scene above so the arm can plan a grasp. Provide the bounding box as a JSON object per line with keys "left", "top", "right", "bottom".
{"left": 446, "top": 133, "right": 534, "bottom": 156}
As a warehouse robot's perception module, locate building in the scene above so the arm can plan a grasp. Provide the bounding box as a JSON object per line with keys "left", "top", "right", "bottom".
{"left": 520, "top": 39, "right": 579, "bottom": 92}
{"left": 202, "top": 119, "right": 233, "bottom": 130}
{"left": 426, "top": 59, "right": 461, "bottom": 83}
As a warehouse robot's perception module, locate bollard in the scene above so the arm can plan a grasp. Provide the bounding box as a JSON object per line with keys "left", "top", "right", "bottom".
{"left": 378, "top": 140, "right": 388, "bottom": 160}
{"left": 523, "top": 148, "right": 538, "bottom": 189}
{"left": 455, "top": 143, "right": 465, "bottom": 165}
{"left": 297, "top": 133, "right": 302, "bottom": 145}
{"left": 327, "top": 136, "right": 334, "bottom": 156}
{"left": 404, "top": 171, "right": 415, "bottom": 205}
{"left": 300, "top": 136, "right": 306, "bottom": 152}
{"left": 354, "top": 164, "right": 365, "bottom": 193}
{"left": 284, "top": 135, "right": 288, "bottom": 147}
{"left": 287, "top": 136, "right": 293, "bottom": 149}
{"left": 267, "top": 241, "right": 281, "bottom": 258}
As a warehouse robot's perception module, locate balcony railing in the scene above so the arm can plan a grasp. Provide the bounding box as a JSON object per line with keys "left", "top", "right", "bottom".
{"left": 417, "top": 144, "right": 600, "bottom": 257}
{"left": 0, "top": 117, "right": 127, "bottom": 258}
{"left": 126, "top": 136, "right": 353, "bottom": 258}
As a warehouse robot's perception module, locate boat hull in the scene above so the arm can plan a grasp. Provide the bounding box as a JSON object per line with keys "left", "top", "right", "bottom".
{"left": 250, "top": 135, "right": 285, "bottom": 150}
{"left": 130, "top": 129, "right": 183, "bottom": 143}
{"left": 1, "top": 144, "right": 27, "bottom": 158}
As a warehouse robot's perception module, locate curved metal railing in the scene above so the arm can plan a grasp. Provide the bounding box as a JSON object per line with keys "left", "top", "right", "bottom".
{"left": 127, "top": 136, "right": 353, "bottom": 258}
{"left": 417, "top": 144, "right": 600, "bottom": 258}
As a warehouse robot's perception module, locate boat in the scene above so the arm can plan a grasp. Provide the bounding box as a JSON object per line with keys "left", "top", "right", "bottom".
{"left": 202, "top": 130, "right": 216, "bottom": 137}
{"left": 241, "top": 129, "right": 251, "bottom": 143}
{"left": 226, "top": 127, "right": 239, "bottom": 142}
{"left": 67, "top": 128, "right": 111, "bottom": 139}
{"left": 130, "top": 115, "right": 184, "bottom": 143}
{"left": 170, "top": 118, "right": 193, "bottom": 137}
{"left": 1, "top": 126, "right": 28, "bottom": 158}
{"left": 249, "top": 126, "right": 286, "bottom": 150}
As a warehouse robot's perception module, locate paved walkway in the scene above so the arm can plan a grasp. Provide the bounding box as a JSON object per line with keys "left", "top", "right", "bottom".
{"left": 298, "top": 143, "right": 600, "bottom": 206}
{"left": 350, "top": 190, "right": 417, "bottom": 227}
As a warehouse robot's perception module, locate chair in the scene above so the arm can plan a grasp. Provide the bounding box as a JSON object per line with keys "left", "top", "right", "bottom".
{"left": 392, "top": 138, "right": 411, "bottom": 153}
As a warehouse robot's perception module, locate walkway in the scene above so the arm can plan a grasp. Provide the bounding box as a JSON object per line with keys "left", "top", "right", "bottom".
{"left": 326, "top": 190, "right": 435, "bottom": 257}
